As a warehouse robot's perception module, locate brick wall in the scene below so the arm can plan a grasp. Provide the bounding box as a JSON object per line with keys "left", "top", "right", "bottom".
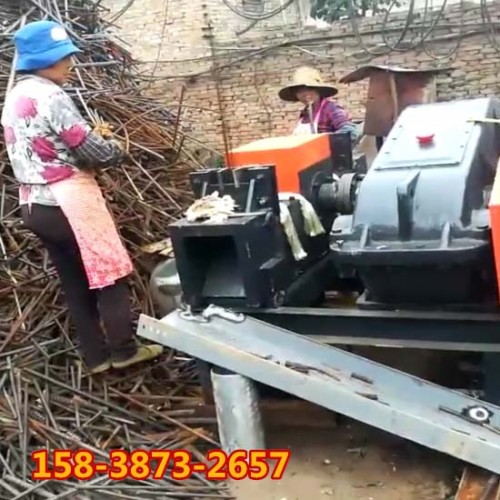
{"left": 104, "top": 0, "right": 499, "bottom": 152}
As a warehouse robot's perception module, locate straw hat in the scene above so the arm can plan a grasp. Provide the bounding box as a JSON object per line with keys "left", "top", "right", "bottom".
{"left": 278, "top": 66, "right": 338, "bottom": 102}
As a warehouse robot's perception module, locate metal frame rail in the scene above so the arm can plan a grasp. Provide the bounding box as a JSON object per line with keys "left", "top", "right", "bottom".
{"left": 245, "top": 307, "right": 500, "bottom": 404}
{"left": 138, "top": 309, "right": 500, "bottom": 475}
{"left": 243, "top": 307, "right": 500, "bottom": 351}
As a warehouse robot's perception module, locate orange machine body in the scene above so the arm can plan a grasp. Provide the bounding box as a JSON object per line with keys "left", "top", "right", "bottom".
{"left": 225, "top": 134, "right": 332, "bottom": 193}
{"left": 488, "top": 158, "right": 500, "bottom": 302}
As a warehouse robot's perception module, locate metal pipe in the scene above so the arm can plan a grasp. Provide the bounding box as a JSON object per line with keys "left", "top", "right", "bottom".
{"left": 210, "top": 368, "right": 265, "bottom": 453}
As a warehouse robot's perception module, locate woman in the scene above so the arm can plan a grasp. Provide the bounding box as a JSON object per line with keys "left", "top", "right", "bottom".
{"left": 279, "top": 66, "right": 360, "bottom": 142}
{"left": 2, "top": 20, "right": 163, "bottom": 374}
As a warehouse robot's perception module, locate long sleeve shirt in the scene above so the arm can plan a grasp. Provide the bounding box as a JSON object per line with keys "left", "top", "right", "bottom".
{"left": 299, "top": 98, "right": 361, "bottom": 142}
{"left": 1, "top": 75, "right": 123, "bottom": 206}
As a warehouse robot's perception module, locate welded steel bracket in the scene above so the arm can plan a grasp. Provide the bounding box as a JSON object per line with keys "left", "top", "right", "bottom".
{"left": 137, "top": 308, "right": 500, "bottom": 474}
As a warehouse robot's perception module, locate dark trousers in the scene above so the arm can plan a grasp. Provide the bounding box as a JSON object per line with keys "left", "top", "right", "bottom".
{"left": 21, "top": 204, "right": 138, "bottom": 367}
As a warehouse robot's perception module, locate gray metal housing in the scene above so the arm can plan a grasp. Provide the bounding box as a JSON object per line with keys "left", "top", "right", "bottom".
{"left": 331, "top": 97, "right": 500, "bottom": 304}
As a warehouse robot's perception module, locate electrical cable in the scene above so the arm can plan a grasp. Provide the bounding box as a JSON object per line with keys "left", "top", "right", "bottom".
{"left": 131, "top": 19, "right": 490, "bottom": 62}
{"left": 346, "top": 0, "right": 391, "bottom": 56}
{"left": 220, "top": 0, "right": 296, "bottom": 21}
{"left": 381, "top": 0, "right": 417, "bottom": 51}
{"left": 480, "top": 0, "right": 500, "bottom": 52}
{"left": 106, "top": 0, "right": 136, "bottom": 24}
{"left": 236, "top": 18, "right": 259, "bottom": 36}
{"left": 382, "top": 0, "right": 456, "bottom": 54}
{"left": 132, "top": 22, "right": 494, "bottom": 81}
{"left": 421, "top": 0, "right": 465, "bottom": 60}
{"left": 120, "top": 1, "right": 498, "bottom": 81}
{"left": 147, "top": 0, "right": 170, "bottom": 83}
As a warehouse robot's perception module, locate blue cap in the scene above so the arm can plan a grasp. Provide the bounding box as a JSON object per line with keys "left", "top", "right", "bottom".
{"left": 14, "top": 20, "right": 81, "bottom": 72}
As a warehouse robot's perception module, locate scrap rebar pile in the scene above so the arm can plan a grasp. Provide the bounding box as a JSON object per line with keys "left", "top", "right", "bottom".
{"left": 0, "top": 1, "right": 231, "bottom": 498}
{"left": 0, "top": 346, "right": 233, "bottom": 499}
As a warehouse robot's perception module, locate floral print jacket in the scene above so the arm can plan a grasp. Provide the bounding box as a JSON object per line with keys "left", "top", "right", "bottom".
{"left": 1, "top": 75, "right": 122, "bottom": 206}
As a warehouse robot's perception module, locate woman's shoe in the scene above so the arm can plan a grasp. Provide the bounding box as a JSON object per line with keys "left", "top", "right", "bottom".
{"left": 88, "top": 359, "right": 112, "bottom": 374}
{"left": 111, "top": 344, "right": 163, "bottom": 369}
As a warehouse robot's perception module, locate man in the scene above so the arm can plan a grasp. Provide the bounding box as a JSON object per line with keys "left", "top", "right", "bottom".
{"left": 279, "top": 66, "right": 360, "bottom": 142}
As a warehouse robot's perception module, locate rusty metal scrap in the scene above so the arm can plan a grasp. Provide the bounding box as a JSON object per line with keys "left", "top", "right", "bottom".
{"left": 339, "top": 64, "right": 444, "bottom": 138}
{"left": 455, "top": 467, "right": 500, "bottom": 500}
{"left": 0, "top": 345, "right": 235, "bottom": 499}
{"left": 0, "top": 0, "right": 231, "bottom": 498}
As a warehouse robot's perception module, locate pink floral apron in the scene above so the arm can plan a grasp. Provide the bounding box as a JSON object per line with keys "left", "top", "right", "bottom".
{"left": 293, "top": 99, "right": 328, "bottom": 135}
{"left": 49, "top": 171, "right": 133, "bottom": 290}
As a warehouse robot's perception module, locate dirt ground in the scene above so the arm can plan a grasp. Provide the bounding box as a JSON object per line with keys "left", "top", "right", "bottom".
{"left": 231, "top": 418, "right": 459, "bottom": 500}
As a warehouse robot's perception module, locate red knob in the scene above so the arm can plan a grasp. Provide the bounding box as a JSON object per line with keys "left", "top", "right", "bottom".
{"left": 416, "top": 134, "right": 435, "bottom": 145}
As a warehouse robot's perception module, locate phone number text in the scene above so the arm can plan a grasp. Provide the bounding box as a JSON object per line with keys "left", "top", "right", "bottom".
{"left": 31, "top": 449, "right": 291, "bottom": 481}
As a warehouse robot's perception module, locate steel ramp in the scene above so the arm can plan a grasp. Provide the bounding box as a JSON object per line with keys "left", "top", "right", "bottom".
{"left": 138, "top": 309, "right": 500, "bottom": 474}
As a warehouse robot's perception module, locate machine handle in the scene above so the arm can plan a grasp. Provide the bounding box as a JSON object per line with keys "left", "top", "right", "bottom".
{"left": 397, "top": 171, "right": 420, "bottom": 241}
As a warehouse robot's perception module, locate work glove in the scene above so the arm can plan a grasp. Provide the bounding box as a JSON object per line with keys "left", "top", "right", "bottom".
{"left": 93, "top": 122, "right": 114, "bottom": 139}
{"left": 93, "top": 122, "right": 126, "bottom": 155}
